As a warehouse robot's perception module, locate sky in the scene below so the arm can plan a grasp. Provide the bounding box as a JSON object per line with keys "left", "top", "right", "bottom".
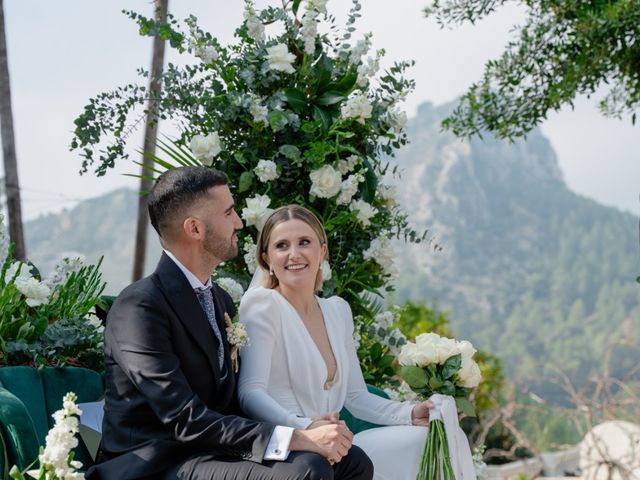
{"left": 2, "top": 0, "right": 639, "bottom": 220}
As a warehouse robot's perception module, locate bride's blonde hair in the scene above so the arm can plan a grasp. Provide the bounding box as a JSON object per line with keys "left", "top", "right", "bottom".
{"left": 256, "top": 205, "right": 329, "bottom": 291}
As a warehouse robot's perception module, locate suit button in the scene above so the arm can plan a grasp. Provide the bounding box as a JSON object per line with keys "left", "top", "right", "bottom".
{"left": 273, "top": 449, "right": 281, "bottom": 455}
{"left": 242, "top": 452, "right": 251, "bottom": 459}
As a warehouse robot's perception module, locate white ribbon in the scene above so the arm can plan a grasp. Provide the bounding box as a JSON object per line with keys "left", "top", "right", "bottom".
{"left": 428, "top": 393, "right": 477, "bottom": 480}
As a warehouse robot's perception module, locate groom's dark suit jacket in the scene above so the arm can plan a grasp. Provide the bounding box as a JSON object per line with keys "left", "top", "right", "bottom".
{"left": 86, "top": 253, "right": 274, "bottom": 479}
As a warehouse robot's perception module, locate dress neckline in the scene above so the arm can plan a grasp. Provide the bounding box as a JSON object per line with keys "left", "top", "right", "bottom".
{"left": 270, "top": 289, "right": 339, "bottom": 389}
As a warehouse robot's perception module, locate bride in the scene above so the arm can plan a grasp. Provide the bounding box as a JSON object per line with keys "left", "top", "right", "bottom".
{"left": 237, "top": 204, "right": 432, "bottom": 479}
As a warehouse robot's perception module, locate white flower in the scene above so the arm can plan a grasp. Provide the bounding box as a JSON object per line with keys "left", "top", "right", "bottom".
{"left": 336, "top": 155, "right": 360, "bottom": 175}
{"left": 349, "top": 199, "right": 377, "bottom": 227}
{"left": 190, "top": 132, "right": 222, "bottom": 166}
{"left": 300, "top": 8, "right": 319, "bottom": 55}
{"left": 341, "top": 92, "right": 372, "bottom": 124}
{"left": 195, "top": 45, "right": 219, "bottom": 64}
{"left": 226, "top": 321, "right": 250, "bottom": 347}
{"left": 4, "top": 260, "right": 30, "bottom": 284}
{"left": 414, "top": 333, "right": 460, "bottom": 364}
{"left": 363, "top": 236, "right": 397, "bottom": 277}
{"left": 244, "top": 1, "right": 265, "bottom": 43}
{"left": 336, "top": 172, "right": 364, "bottom": 205}
{"left": 86, "top": 314, "right": 105, "bottom": 335}
{"left": 254, "top": 159, "right": 279, "bottom": 183}
{"left": 321, "top": 260, "right": 332, "bottom": 281}
{"left": 384, "top": 381, "right": 419, "bottom": 402}
{"left": 16, "top": 277, "right": 51, "bottom": 307}
{"left": 458, "top": 358, "right": 482, "bottom": 388}
{"left": 39, "top": 392, "right": 83, "bottom": 478}
{"left": 48, "top": 254, "right": 85, "bottom": 288}
{"left": 217, "top": 277, "right": 245, "bottom": 304}
{"left": 308, "top": 0, "right": 328, "bottom": 14}
{"left": 249, "top": 100, "right": 269, "bottom": 125}
{"left": 353, "top": 329, "right": 362, "bottom": 349}
{"left": 266, "top": 44, "right": 296, "bottom": 74}
{"left": 349, "top": 34, "right": 372, "bottom": 65}
{"left": 458, "top": 340, "right": 477, "bottom": 361}
{"left": 243, "top": 236, "right": 257, "bottom": 274}
{"left": 309, "top": 165, "right": 342, "bottom": 198}
{"left": 356, "top": 55, "right": 380, "bottom": 87}
{"left": 374, "top": 311, "right": 394, "bottom": 330}
{"left": 387, "top": 108, "right": 408, "bottom": 133}
{"left": 242, "top": 194, "right": 273, "bottom": 230}
{"left": 377, "top": 182, "right": 398, "bottom": 207}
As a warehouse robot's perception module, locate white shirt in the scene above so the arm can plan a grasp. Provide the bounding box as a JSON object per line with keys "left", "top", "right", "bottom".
{"left": 164, "top": 250, "right": 293, "bottom": 461}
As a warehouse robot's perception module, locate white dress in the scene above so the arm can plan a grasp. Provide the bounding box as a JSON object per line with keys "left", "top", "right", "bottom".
{"left": 238, "top": 286, "right": 429, "bottom": 480}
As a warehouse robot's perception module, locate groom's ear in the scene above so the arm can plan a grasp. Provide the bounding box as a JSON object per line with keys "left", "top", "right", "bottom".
{"left": 183, "top": 216, "right": 204, "bottom": 240}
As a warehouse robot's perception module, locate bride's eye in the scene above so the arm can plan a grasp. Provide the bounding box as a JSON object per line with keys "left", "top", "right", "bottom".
{"left": 275, "top": 241, "right": 288, "bottom": 249}
{"left": 299, "top": 239, "right": 311, "bottom": 246}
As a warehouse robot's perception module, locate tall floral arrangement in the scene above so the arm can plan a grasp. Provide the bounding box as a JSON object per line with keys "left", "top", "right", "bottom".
{"left": 0, "top": 214, "right": 106, "bottom": 370}
{"left": 71, "top": 0, "right": 427, "bottom": 383}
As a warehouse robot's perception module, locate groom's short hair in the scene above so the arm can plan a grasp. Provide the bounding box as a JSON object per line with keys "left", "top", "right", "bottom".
{"left": 148, "top": 166, "right": 228, "bottom": 240}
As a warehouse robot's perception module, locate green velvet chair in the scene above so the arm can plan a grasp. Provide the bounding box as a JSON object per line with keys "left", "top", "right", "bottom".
{"left": 0, "top": 366, "right": 104, "bottom": 476}
{"left": 340, "top": 384, "right": 390, "bottom": 433}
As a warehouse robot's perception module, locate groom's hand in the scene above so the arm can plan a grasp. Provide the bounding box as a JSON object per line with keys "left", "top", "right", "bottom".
{"left": 411, "top": 400, "right": 434, "bottom": 426}
{"left": 290, "top": 422, "right": 353, "bottom": 464}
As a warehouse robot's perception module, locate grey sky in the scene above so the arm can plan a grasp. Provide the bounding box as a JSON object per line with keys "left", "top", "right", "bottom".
{"left": 3, "top": 0, "right": 639, "bottom": 219}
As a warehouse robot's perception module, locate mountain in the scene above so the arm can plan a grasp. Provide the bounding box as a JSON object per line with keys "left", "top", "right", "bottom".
{"left": 391, "top": 101, "right": 640, "bottom": 400}
{"left": 23, "top": 101, "right": 640, "bottom": 401}
{"left": 25, "top": 188, "right": 162, "bottom": 295}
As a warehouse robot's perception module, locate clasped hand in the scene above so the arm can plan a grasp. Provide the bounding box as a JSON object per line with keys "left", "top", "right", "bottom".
{"left": 292, "top": 411, "right": 352, "bottom": 465}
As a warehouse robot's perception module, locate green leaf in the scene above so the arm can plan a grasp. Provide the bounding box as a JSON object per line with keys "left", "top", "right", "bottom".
{"left": 238, "top": 171, "right": 254, "bottom": 193}
{"left": 455, "top": 397, "right": 477, "bottom": 417}
{"left": 284, "top": 88, "right": 307, "bottom": 114}
{"left": 313, "top": 54, "right": 333, "bottom": 90}
{"left": 331, "top": 69, "right": 357, "bottom": 94}
{"left": 401, "top": 366, "right": 428, "bottom": 389}
{"left": 292, "top": 0, "right": 303, "bottom": 16}
{"left": 316, "top": 91, "right": 345, "bottom": 106}
{"left": 278, "top": 145, "right": 301, "bottom": 161}
{"left": 428, "top": 376, "right": 443, "bottom": 390}
{"left": 441, "top": 353, "right": 461, "bottom": 380}
{"left": 359, "top": 159, "right": 378, "bottom": 203}
{"left": 440, "top": 380, "right": 455, "bottom": 396}
{"left": 313, "top": 106, "right": 333, "bottom": 132}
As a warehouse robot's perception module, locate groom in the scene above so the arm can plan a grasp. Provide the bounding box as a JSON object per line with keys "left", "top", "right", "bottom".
{"left": 87, "top": 166, "right": 373, "bottom": 479}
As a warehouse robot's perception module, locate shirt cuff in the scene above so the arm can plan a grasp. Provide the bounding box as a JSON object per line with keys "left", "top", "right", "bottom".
{"left": 263, "top": 425, "right": 294, "bottom": 461}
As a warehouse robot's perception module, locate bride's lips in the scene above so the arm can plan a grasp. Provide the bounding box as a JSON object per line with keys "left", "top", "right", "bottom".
{"left": 284, "top": 264, "right": 308, "bottom": 271}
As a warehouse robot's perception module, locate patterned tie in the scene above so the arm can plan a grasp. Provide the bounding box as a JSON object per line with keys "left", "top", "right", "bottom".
{"left": 194, "top": 286, "right": 226, "bottom": 374}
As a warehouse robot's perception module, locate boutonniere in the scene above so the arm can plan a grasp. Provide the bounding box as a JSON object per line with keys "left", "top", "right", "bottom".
{"left": 224, "top": 312, "right": 250, "bottom": 373}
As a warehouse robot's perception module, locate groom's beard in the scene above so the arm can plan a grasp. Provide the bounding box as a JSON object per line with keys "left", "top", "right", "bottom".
{"left": 203, "top": 222, "right": 238, "bottom": 263}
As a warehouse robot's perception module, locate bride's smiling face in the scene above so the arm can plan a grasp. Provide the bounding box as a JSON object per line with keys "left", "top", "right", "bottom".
{"left": 262, "top": 219, "right": 327, "bottom": 292}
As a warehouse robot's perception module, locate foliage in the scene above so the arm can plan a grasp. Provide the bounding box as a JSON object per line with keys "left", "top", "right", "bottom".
{"left": 70, "top": 0, "right": 433, "bottom": 384}
{"left": 0, "top": 214, "right": 106, "bottom": 371}
{"left": 424, "top": 0, "right": 640, "bottom": 139}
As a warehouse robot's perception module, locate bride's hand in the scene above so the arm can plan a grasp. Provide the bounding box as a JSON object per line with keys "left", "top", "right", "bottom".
{"left": 411, "top": 400, "right": 434, "bottom": 426}
{"left": 307, "top": 411, "right": 340, "bottom": 429}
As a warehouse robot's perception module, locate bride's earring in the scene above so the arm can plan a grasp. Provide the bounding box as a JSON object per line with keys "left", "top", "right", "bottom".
{"left": 269, "top": 267, "right": 275, "bottom": 276}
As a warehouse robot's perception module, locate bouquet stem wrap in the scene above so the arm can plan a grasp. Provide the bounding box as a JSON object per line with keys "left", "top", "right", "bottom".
{"left": 418, "top": 394, "right": 476, "bottom": 480}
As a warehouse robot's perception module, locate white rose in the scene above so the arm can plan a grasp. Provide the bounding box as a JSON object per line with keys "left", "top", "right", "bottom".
{"left": 321, "top": 260, "right": 332, "bottom": 281}
{"left": 309, "top": 165, "right": 342, "bottom": 198}
{"left": 189, "top": 132, "right": 222, "bottom": 166}
{"left": 195, "top": 45, "right": 219, "bottom": 64}
{"left": 341, "top": 92, "right": 373, "bottom": 124}
{"left": 458, "top": 340, "right": 477, "bottom": 361}
{"left": 242, "top": 194, "right": 273, "bottom": 230}
{"left": 349, "top": 199, "right": 377, "bottom": 226}
{"left": 458, "top": 359, "right": 482, "bottom": 388}
{"left": 216, "top": 277, "right": 245, "bottom": 304}
{"left": 387, "top": 108, "right": 408, "bottom": 133}
{"left": 254, "top": 159, "right": 279, "bottom": 183}
{"left": 15, "top": 277, "right": 51, "bottom": 307}
{"left": 249, "top": 101, "right": 268, "bottom": 125}
{"left": 433, "top": 336, "right": 461, "bottom": 364}
{"left": 397, "top": 341, "right": 419, "bottom": 366}
{"left": 266, "top": 44, "right": 296, "bottom": 74}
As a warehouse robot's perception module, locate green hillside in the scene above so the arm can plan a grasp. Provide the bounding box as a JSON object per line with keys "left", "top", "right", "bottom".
{"left": 393, "top": 102, "right": 640, "bottom": 401}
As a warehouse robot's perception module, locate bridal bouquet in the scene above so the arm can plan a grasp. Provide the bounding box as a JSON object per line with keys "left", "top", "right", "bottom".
{"left": 398, "top": 333, "right": 481, "bottom": 480}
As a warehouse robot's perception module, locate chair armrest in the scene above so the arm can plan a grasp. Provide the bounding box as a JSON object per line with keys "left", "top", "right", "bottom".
{"left": 0, "top": 386, "right": 40, "bottom": 471}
